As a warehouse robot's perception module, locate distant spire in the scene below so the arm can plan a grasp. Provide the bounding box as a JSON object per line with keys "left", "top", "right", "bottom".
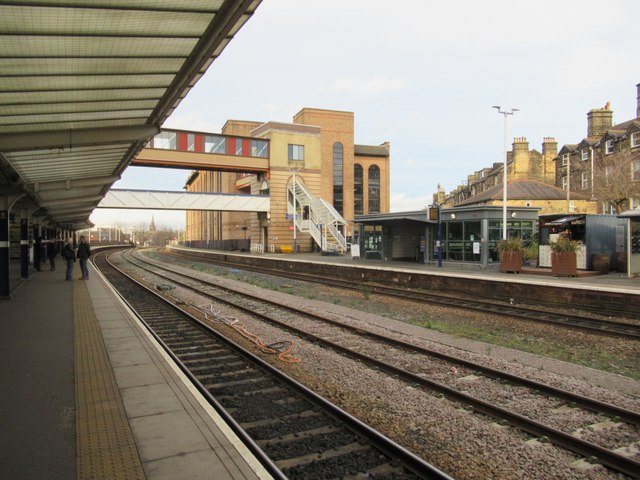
{"left": 150, "top": 214, "right": 156, "bottom": 232}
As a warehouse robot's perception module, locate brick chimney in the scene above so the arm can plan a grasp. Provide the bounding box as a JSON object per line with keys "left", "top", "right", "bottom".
{"left": 587, "top": 104, "right": 613, "bottom": 138}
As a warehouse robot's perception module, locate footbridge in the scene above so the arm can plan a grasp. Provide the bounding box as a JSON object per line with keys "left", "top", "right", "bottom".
{"left": 99, "top": 189, "right": 269, "bottom": 212}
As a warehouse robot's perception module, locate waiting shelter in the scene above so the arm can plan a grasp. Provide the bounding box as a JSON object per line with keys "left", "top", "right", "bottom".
{"left": 618, "top": 206, "right": 640, "bottom": 276}
{"left": 354, "top": 205, "right": 539, "bottom": 268}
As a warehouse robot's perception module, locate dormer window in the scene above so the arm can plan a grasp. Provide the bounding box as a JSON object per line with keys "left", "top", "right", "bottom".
{"left": 605, "top": 139, "right": 614, "bottom": 155}
{"left": 561, "top": 153, "right": 569, "bottom": 166}
{"left": 632, "top": 131, "right": 640, "bottom": 148}
{"left": 581, "top": 148, "right": 589, "bottom": 161}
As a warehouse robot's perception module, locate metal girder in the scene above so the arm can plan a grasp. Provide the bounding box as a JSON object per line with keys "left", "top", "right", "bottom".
{"left": 31, "top": 175, "right": 121, "bottom": 193}
{"left": 0, "top": 125, "right": 160, "bottom": 153}
{"left": 99, "top": 189, "right": 270, "bottom": 212}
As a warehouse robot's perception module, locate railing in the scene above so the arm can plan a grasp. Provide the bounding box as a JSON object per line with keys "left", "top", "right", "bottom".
{"left": 288, "top": 179, "right": 347, "bottom": 253}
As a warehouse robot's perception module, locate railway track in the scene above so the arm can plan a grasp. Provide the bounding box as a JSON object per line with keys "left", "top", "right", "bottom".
{"left": 120, "top": 248, "right": 640, "bottom": 478}
{"left": 164, "top": 248, "right": 640, "bottom": 339}
{"left": 93, "top": 250, "right": 452, "bottom": 480}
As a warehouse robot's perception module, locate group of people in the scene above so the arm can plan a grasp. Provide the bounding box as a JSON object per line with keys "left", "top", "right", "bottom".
{"left": 43, "top": 235, "right": 92, "bottom": 281}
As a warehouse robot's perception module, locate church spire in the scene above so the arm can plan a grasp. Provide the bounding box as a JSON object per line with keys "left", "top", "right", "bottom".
{"left": 150, "top": 214, "right": 156, "bottom": 232}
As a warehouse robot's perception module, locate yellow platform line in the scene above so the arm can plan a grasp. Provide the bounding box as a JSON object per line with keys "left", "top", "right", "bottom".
{"left": 74, "top": 280, "right": 145, "bottom": 480}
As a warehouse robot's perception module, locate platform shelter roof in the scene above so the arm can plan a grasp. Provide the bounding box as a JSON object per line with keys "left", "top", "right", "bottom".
{"left": 0, "top": 1, "right": 261, "bottom": 228}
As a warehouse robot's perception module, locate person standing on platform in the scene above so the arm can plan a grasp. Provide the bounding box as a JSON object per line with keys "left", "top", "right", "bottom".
{"left": 62, "top": 238, "right": 75, "bottom": 281}
{"left": 48, "top": 235, "right": 61, "bottom": 271}
{"left": 77, "top": 235, "right": 91, "bottom": 280}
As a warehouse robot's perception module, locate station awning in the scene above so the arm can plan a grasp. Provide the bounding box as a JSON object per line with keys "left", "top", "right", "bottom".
{"left": 0, "top": 1, "right": 262, "bottom": 229}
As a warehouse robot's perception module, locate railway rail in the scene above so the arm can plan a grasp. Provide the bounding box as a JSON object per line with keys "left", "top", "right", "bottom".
{"left": 93, "top": 250, "right": 452, "bottom": 480}
{"left": 119, "top": 248, "right": 640, "bottom": 478}
{"left": 164, "top": 248, "right": 640, "bottom": 340}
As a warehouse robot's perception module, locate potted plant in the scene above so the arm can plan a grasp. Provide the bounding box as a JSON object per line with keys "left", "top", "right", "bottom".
{"left": 524, "top": 241, "right": 539, "bottom": 268}
{"left": 497, "top": 238, "right": 525, "bottom": 273}
{"left": 550, "top": 237, "right": 581, "bottom": 276}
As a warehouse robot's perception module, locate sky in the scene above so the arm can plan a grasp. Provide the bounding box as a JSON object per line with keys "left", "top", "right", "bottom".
{"left": 90, "top": 0, "right": 640, "bottom": 230}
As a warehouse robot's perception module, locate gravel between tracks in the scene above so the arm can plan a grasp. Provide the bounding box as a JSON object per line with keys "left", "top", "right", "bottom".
{"left": 120, "top": 250, "right": 640, "bottom": 479}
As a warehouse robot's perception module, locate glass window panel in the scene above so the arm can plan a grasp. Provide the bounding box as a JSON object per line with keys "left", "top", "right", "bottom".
{"left": 251, "top": 139, "right": 268, "bottom": 158}
{"left": 205, "top": 135, "right": 225, "bottom": 154}
{"left": 154, "top": 131, "right": 176, "bottom": 149}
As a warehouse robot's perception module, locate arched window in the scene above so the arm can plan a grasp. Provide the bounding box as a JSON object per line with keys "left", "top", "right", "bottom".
{"left": 368, "top": 165, "right": 380, "bottom": 214}
{"left": 333, "top": 143, "right": 343, "bottom": 214}
{"left": 354, "top": 164, "right": 363, "bottom": 215}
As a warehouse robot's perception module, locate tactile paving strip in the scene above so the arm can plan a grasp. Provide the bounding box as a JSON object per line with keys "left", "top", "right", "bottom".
{"left": 74, "top": 280, "right": 146, "bottom": 480}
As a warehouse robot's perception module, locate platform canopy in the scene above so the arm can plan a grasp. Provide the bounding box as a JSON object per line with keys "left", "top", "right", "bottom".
{"left": 0, "top": 0, "right": 261, "bottom": 229}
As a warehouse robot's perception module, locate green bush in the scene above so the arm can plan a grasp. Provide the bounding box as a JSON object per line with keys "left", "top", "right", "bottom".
{"left": 550, "top": 237, "right": 581, "bottom": 253}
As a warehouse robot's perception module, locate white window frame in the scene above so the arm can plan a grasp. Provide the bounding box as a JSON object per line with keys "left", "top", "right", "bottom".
{"left": 631, "top": 131, "right": 640, "bottom": 148}
{"left": 633, "top": 159, "right": 640, "bottom": 182}
{"left": 581, "top": 148, "right": 589, "bottom": 161}
{"left": 569, "top": 201, "right": 576, "bottom": 213}
{"left": 562, "top": 175, "right": 567, "bottom": 190}
{"left": 581, "top": 172, "right": 588, "bottom": 189}
{"left": 605, "top": 139, "right": 614, "bottom": 155}
{"left": 561, "top": 153, "right": 569, "bottom": 166}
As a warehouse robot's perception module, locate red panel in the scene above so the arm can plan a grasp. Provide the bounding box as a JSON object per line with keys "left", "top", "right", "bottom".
{"left": 227, "top": 138, "right": 235, "bottom": 155}
{"left": 242, "top": 139, "right": 250, "bottom": 156}
{"left": 195, "top": 134, "right": 204, "bottom": 152}
{"left": 177, "top": 133, "right": 188, "bottom": 151}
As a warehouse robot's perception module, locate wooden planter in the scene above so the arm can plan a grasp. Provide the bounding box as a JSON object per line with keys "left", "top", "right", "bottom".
{"left": 551, "top": 251, "right": 577, "bottom": 277}
{"left": 500, "top": 252, "right": 523, "bottom": 273}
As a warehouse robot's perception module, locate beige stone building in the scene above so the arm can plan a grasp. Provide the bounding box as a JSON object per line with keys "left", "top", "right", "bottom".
{"left": 185, "top": 108, "right": 390, "bottom": 253}
{"left": 556, "top": 83, "right": 640, "bottom": 213}
{"left": 443, "top": 137, "right": 559, "bottom": 211}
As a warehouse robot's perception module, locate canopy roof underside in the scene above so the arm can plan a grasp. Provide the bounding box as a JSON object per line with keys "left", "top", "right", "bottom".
{"left": 0, "top": 0, "right": 261, "bottom": 228}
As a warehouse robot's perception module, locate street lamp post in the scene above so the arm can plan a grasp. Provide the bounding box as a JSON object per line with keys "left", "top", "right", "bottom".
{"left": 292, "top": 170, "right": 297, "bottom": 255}
{"left": 492, "top": 106, "right": 519, "bottom": 240}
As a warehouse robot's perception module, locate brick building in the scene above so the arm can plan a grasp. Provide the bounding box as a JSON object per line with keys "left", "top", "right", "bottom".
{"left": 185, "top": 108, "right": 390, "bottom": 253}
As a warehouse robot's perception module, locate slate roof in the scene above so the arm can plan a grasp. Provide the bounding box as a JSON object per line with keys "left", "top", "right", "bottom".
{"left": 456, "top": 180, "right": 590, "bottom": 206}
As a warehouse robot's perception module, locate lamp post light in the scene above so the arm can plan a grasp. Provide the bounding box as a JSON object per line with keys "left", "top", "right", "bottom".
{"left": 492, "top": 106, "right": 519, "bottom": 240}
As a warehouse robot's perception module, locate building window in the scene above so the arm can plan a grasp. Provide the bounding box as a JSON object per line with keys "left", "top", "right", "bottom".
{"left": 581, "top": 172, "right": 588, "bottom": 189}
{"left": 187, "top": 133, "right": 195, "bottom": 152}
{"left": 633, "top": 160, "right": 640, "bottom": 182}
{"left": 562, "top": 175, "right": 567, "bottom": 190}
{"left": 581, "top": 148, "right": 589, "bottom": 161}
{"left": 605, "top": 139, "right": 614, "bottom": 155}
{"left": 569, "top": 201, "right": 576, "bottom": 213}
{"left": 153, "top": 131, "right": 176, "bottom": 150}
{"left": 631, "top": 131, "right": 640, "bottom": 148}
{"left": 235, "top": 139, "right": 243, "bottom": 156}
{"left": 288, "top": 144, "right": 304, "bottom": 161}
{"left": 333, "top": 143, "right": 343, "bottom": 214}
{"left": 368, "top": 165, "right": 380, "bottom": 214}
{"left": 354, "top": 164, "right": 363, "bottom": 215}
{"left": 251, "top": 139, "right": 268, "bottom": 158}
{"left": 205, "top": 135, "right": 225, "bottom": 154}
{"left": 561, "top": 153, "right": 569, "bottom": 166}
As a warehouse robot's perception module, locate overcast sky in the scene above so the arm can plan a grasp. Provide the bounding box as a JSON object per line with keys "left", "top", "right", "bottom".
{"left": 91, "top": 0, "right": 640, "bottom": 230}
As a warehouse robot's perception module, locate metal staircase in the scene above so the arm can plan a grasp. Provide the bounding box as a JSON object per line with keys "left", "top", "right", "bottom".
{"left": 287, "top": 178, "right": 347, "bottom": 254}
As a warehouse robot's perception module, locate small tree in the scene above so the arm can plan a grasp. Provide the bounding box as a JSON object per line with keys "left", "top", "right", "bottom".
{"left": 592, "top": 149, "right": 640, "bottom": 213}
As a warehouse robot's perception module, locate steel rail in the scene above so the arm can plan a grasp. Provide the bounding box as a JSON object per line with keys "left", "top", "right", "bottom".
{"left": 125, "top": 249, "right": 640, "bottom": 478}
{"left": 95, "top": 250, "right": 453, "bottom": 480}
{"left": 165, "top": 249, "right": 640, "bottom": 339}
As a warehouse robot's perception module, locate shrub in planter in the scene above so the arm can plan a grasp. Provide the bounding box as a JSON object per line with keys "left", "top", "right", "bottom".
{"left": 524, "top": 241, "right": 539, "bottom": 267}
{"left": 550, "top": 237, "right": 580, "bottom": 276}
{"left": 497, "top": 238, "right": 524, "bottom": 273}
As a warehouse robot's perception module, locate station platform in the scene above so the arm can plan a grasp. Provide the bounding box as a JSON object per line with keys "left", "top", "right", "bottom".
{"left": 171, "top": 246, "right": 640, "bottom": 296}
{"left": 0, "top": 261, "right": 271, "bottom": 480}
